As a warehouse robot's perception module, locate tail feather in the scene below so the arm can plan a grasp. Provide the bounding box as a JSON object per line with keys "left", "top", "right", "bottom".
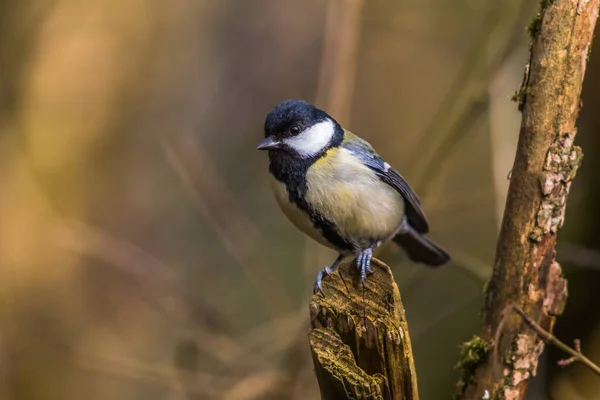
{"left": 392, "top": 227, "right": 450, "bottom": 267}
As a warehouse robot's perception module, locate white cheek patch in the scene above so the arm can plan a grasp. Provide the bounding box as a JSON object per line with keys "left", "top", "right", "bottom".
{"left": 284, "top": 119, "right": 335, "bottom": 158}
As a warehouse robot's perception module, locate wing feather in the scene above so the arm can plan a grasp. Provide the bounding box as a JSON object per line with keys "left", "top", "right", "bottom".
{"left": 341, "top": 131, "right": 429, "bottom": 233}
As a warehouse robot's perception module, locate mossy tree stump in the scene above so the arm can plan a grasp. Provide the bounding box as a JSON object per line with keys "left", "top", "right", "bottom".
{"left": 309, "top": 258, "right": 418, "bottom": 400}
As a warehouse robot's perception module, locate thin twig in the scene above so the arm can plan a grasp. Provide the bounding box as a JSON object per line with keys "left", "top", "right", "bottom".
{"left": 496, "top": 304, "right": 600, "bottom": 377}
{"left": 511, "top": 306, "right": 600, "bottom": 376}
{"left": 557, "top": 339, "right": 581, "bottom": 367}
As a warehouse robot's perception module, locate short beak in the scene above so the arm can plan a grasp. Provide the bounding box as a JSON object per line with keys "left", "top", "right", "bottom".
{"left": 256, "top": 136, "right": 281, "bottom": 150}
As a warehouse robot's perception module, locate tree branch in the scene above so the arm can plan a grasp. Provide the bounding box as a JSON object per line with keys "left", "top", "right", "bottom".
{"left": 504, "top": 304, "right": 600, "bottom": 376}
{"left": 309, "top": 259, "right": 418, "bottom": 400}
{"left": 456, "top": 0, "right": 600, "bottom": 399}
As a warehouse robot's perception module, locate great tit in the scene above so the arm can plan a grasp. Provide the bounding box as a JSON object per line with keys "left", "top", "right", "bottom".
{"left": 258, "top": 99, "right": 450, "bottom": 293}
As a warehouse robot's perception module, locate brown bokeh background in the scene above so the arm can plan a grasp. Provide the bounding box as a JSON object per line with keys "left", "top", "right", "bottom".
{"left": 1, "top": 1, "right": 599, "bottom": 399}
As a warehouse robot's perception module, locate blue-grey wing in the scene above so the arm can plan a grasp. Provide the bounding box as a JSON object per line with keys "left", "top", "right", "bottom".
{"left": 342, "top": 137, "right": 429, "bottom": 234}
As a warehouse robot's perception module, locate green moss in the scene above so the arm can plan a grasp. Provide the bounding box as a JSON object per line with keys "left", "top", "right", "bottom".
{"left": 527, "top": 0, "right": 553, "bottom": 40}
{"left": 457, "top": 336, "right": 491, "bottom": 368}
{"left": 454, "top": 336, "right": 492, "bottom": 400}
{"left": 310, "top": 328, "right": 385, "bottom": 399}
{"left": 511, "top": 86, "right": 531, "bottom": 111}
{"left": 527, "top": 15, "right": 542, "bottom": 39}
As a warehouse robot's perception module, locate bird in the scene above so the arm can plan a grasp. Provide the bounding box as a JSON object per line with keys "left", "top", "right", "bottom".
{"left": 257, "top": 99, "right": 450, "bottom": 293}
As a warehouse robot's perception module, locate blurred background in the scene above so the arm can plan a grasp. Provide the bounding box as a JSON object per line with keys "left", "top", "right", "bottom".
{"left": 1, "top": 0, "right": 600, "bottom": 399}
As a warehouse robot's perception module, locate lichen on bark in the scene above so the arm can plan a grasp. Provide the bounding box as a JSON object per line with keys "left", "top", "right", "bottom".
{"left": 530, "top": 131, "right": 583, "bottom": 241}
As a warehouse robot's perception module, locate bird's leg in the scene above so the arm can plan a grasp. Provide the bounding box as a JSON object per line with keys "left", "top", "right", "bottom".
{"left": 313, "top": 254, "right": 344, "bottom": 294}
{"left": 365, "top": 250, "right": 374, "bottom": 274}
{"left": 356, "top": 251, "right": 365, "bottom": 275}
{"left": 357, "top": 247, "right": 373, "bottom": 283}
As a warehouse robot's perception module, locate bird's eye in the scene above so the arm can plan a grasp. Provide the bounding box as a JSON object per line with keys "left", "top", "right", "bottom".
{"left": 289, "top": 125, "right": 301, "bottom": 135}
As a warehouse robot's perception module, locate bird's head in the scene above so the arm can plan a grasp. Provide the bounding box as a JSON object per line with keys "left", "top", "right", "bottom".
{"left": 257, "top": 100, "right": 342, "bottom": 158}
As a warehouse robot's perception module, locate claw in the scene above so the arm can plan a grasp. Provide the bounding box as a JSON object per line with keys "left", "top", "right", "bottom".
{"left": 313, "top": 255, "right": 344, "bottom": 295}
{"left": 313, "top": 269, "right": 327, "bottom": 294}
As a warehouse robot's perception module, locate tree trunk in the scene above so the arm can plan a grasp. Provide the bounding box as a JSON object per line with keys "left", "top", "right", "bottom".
{"left": 456, "top": 1, "right": 599, "bottom": 399}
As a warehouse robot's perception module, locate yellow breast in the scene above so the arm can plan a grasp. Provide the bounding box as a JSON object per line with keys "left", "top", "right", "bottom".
{"left": 305, "top": 148, "right": 404, "bottom": 243}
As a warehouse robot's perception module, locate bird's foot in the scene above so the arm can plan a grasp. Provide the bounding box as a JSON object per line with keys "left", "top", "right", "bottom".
{"left": 356, "top": 248, "right": 373, "bottom": 284}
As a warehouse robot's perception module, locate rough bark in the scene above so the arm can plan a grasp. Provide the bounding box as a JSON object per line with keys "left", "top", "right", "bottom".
{"left": 456, "top": 1, "right": 599, "bottom": 399}
{"left": 309, "top": 259, "right": 418, "bottom": 400}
